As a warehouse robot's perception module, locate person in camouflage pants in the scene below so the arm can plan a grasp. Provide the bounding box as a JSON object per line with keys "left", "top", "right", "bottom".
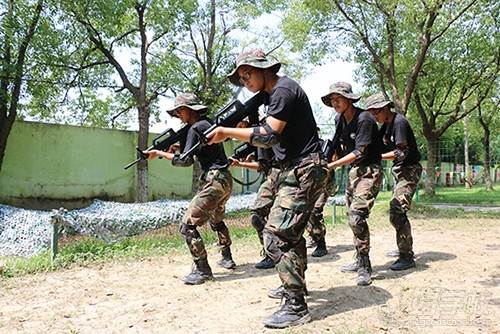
{"left": 366, "top": 92, "right": 422, "bottom": 270}
{"left": 390, "top": 164, "right": 421, "bottom": 258}
{"left": 263, "top": 154, "right": 328, "bottom": 299}
{"left": 345, "top": 164, "right": 383, "bottom": 255}
{"left": 208, "top": 49, "right": 328, "bottom": 328}
{"left": 305, "top": 170, "right": 336, "bottom": 257}
{"left": 251, "top": 165, "right": 280, "bottom": 268}
{"left": 323, "top": 82, "right": 383, "bottom": 286}
{"left": 230, "top": 146, "right": 279, "bottom": 269}
{"left": 145, "top": 93, "right": 235, "bottom": 285}
{"left": 182, "top": 168, "right": 233, "bottom": 263}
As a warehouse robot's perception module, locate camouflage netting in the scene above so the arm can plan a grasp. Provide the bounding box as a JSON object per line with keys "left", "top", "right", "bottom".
{"left": 0, "top": 194, "right": 257, "bottom": 259}
{"left": 0, "top": 193, "right": 346, "bottom": 259}
{"left": 0, "top": 205, "right": 53, "bottom": 258}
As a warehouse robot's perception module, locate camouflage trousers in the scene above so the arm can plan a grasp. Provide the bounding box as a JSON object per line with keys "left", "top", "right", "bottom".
{"left": 251, "top": 168, "right": 280, "bottom": 246}
{"left": 263, "top": 153, "right": 328, "bottom": 293}
{"left": 179, "top": 168, "right": 233, "bottom": 261}
{"left": 345, "top": 164, "right": 383, "bottom": 256}
{"left": 390, "top": 163, "right": 422, "bottom": 257}
{"left": 306, "top": 171, "right": 336, "bottom": 242}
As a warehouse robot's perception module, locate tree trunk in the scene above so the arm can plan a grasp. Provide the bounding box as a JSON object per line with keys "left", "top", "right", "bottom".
{"left": 424, "top": 136, "right": 438, "bottom": 196}
{"left": 0, "top": 113, "right": 16, "bottom": 173}
{"left": 136, "top": 103, "right": 149, "bottom": 202}
{"left": 482, "top": 130, "right": 493, "bottom": 191}
{"left": 480, "top": 121, "right": 493, "bottom": 191}
{"left": 463, "top": 112, "right": 472, "bottom": 189}
{"left": 478, "top": 104, "right": 494, "bottom": 191}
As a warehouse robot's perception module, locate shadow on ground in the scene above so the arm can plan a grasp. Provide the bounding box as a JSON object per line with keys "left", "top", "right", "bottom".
{"left": 214, "top": 244, "right": 353, "bottom": 283}
{"left": 373, "top": 251, "right": 457, "bottom": 280}
{"left": 308, "top": 285, "right": 392, "bottom": 321}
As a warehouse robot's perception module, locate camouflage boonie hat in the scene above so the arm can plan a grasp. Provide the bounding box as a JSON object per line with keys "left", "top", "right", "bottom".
{"left": 321, "top": 81, "right": 361, "bottom": 107}
{"left": 166, "top": 93, "right": 207, "bottom": 117}
{"left": 227, "top": 49, "right": 281, "bottom": 86}
{"left": 364, "top": 92, "right": 394, "bottom": 110}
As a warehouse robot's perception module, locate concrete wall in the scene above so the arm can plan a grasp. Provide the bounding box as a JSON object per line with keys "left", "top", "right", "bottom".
{"left": 0, "top": 121, "right": 257, "bottom": 209}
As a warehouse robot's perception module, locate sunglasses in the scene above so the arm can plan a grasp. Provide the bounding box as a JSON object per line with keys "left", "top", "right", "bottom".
{"left": 368, "top": 108, "right": 384, "bottom": 115}
{"left": 239, "top": 70, "right": 253, "bottom": 85}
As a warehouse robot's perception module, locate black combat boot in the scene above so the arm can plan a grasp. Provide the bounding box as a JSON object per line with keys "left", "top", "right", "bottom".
{"left": 267, "top": 285, "right": 285, "bottom": 299}
{"left": 311, "top": 237, "right": 328, "bottom": 257}
{"left": 268, "top": 285, "right": 309, "bottom": 299}
{"left": 255, "top": 255, "right": 275, "bottom": 269}
{"left": 356, "top": 255, "right": 372, "bottom": 286}
{"left": 183, "top": 259, "right": 213, "bottom": 285}
{"left": 263, "top": 290, "right": 311, "bottom": 328}
{"left": 217, "top": 246, "right": 236, "bottom": 269}
{"left": 389, "top": 253, "right": 415, "bottom": 271}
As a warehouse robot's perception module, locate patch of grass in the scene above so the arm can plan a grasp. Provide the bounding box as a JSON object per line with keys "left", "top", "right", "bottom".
{"left": 418, "top": 186, "right": 500, "bottom": 205}
{"left": 409, "top": 203, "right": 500, "bottom": 219}
{"left": 0, "top": 219, "right": 259, "bottom": 279}
{"left": 226, "top": 208, "right": 252, "bottom": 218}
{"left": 1, "top": 234, "right": 186, "bottom": 278}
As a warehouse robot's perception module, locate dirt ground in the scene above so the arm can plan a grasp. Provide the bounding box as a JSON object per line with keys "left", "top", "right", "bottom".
{"left": 0, "top": 216, "right": 499, "bottom": 334}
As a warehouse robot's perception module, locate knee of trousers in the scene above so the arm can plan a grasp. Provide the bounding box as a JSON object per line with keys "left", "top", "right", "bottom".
{"left": 251, "top": 213, "right": 266, "bottom": 232}
{"left": 179, "top": 223, "right": 201, "bottom": 243}
{"left": 347, "top": 209, "right": 369, "bottom": 233}
{"left": 210, "top": 221, "right": 228, "bottom": 232}
{"left": 186, "top": 205, "right": 209, "bottom": 226}
{"left": 263, "top": 229, "right": 286, "bottom": 264}
{"left": 390, "top": 199, "right": 408, "bottom": 225}
{"left": 389, "top": 210, "right": 408, "bottom": 230}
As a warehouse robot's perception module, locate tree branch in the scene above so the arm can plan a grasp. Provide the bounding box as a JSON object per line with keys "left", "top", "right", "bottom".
{"left": 430, "top": 0, "right": 478, "bottom": 43}
{"left": 8, "top": 0, "right": 44, "bottom": 119}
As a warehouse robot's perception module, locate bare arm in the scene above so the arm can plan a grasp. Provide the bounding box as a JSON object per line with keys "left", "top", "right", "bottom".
{"left": 230, "top": 158, "right": 260, "bottom": 170}
{"left": 382, "top": 151, "right": 395, "bottom": 160}
{"left": 143, "top": 149, "right": 175, "bottom": 161}
{"left": 327, "top": 152, "right": 357, "bottom": 170}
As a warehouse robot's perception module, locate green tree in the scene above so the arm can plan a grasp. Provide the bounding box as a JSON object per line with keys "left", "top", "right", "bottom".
{"left": 0, "top": 0, "right": 45, "bottom": 172}
{"left": 55, "top": 0, "right": 196, "bottom": 202}
{"left": 282, "top": 0, "right": 479, "bottom": 113}
{"left": 282, "top": 0, "right": 498, "bottom": 195}
{"left": 412, "top": 3, "right": 499, "bottom": 195}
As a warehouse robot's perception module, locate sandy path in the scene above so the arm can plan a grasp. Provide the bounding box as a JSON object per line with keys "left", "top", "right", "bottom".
{"left": 1, "top": 217, "right": 499, "bottom": 334}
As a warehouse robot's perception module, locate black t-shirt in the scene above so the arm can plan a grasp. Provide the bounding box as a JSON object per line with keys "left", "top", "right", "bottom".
{"left": 380, "top": 113, "right": 421, "bottom": 166}
{"left": 173, "top": 119, "right": 229, "bottom": 170}
{"left": 332, "top": 108, "right": 382, "bottom": 166}
{"left": 266, "top": 76, "right": 321, "bottom": 162}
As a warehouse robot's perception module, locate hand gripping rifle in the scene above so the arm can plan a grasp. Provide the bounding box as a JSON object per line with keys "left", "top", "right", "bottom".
{"left": 230, "top": 142, "right": 257, "bottom": 161}
{"left": 322, "top": 113, "right": 346, "bottom": 163}
{"left": 123, "top": 125, "right": 189, "bottom": 170}
{"left": 179, "top": 90, "right": 268, "bottom": 160}
{"left": 322, "top": 139, "right": 335, "bottom": 162}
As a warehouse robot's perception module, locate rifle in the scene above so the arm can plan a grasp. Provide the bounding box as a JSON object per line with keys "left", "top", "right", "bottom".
{"left": 123, "top": 125, "right": 189, "bottom": 170}
{"left": 179, "top": 90, "right": 267, "bottom": 160}
{"left": 322, "top": 139, "right": 334, "bottom": 162}
{"left": 322, "top": 116, "right": 345, "bottom": 162}
{"left": 230, "top": 142, "right": 257, "bottom": 161}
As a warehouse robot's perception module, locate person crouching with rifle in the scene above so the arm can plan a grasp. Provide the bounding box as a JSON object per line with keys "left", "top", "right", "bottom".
{"left": 144, "top": 93, "right": 236, "bottom": 285}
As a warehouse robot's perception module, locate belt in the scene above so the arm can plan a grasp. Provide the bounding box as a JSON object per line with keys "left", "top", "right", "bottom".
{"left": 277, "top": 152, "right": 321, "bottom": 170}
